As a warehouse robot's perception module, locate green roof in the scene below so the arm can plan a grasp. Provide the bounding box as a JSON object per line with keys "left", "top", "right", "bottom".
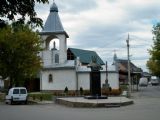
{"left": 68, "top": 48, "right": 105, "bottom": 65}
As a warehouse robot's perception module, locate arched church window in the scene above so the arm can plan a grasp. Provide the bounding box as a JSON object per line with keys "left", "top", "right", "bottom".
{"left": 48, "top": 74, "right": 53, "bottom": 83}
{"left": 55, "top": 54, "right": 59, "bottom": 63}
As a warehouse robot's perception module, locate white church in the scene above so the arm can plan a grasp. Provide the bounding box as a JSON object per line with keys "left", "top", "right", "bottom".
{"left": 39, "top": 1, "right": 119, "bottom": 92}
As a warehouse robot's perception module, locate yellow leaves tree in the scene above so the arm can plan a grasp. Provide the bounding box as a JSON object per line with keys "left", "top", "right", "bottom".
{"left": 147, "top": 23, "right": 160, "bottom": 77}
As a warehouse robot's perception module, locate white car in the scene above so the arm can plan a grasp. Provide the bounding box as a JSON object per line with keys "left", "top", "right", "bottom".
{"left": 5, "top": 87, "right": 28, "bottom": 104}
{"left": 151, "top": 79, "right": 159, "bottom": 86}
{"left": 139, "top": 77, "right": 148, "bottom": 87}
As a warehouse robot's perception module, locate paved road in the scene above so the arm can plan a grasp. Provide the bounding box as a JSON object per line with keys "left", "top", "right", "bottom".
{"left": 133, "top": 84, "right": 160, "bottom": 98}
{"left": 0, "top": 85, "right": 160, "bottom": 120}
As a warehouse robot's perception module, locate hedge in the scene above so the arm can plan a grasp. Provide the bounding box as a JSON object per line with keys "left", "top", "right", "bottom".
{"left": 0, "top": 93, "right": 5, "bottom": 102}
{"left": 28, "top": 92, "right": 53, "bottom": 101}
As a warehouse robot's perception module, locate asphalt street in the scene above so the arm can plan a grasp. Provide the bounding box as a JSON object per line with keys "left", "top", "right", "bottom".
{"left": 0, "top": 85, "right": 160, "bottom": 120}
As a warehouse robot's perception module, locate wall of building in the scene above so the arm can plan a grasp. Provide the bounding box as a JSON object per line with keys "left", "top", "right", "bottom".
{"left": 58, "top": 34, "right": 67, "bottom": 64}
{"left": 101, "top": 72, "right": 107, "bottom": 88}
{"left": 77, "top": 72, "right": 90, "bottom": 90}
{"left": 41, "top": 69, "right": 119, "bottom": 91}
{"left": 41, "top": 69, "right": 76, "bottom": 91}
{"left": 41, "top": 50, "right": 52, "bottom": 66}
{"left": 41, "top": 50, "right": 60, "bottom": 67}
{"left": 108, "top": 72, "right": 119, "bottom": 89}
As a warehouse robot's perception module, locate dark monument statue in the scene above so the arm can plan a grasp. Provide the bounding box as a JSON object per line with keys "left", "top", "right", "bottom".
{"left": 85, "top": 56, "right": 107, "bottom": 99}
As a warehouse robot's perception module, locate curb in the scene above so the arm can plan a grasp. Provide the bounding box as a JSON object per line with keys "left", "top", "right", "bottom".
{"left": 55, "top": 97, "right": 134, "bottom": 108}
{"left": 28, "top": 100, "right": 54, "bottom": 105}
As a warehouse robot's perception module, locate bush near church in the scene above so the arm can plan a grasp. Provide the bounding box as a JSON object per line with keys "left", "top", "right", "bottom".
{"left": 0, "top": 93, "right": 5, "bottom": 102}
{"left": 52, "top": 88, "right": 121, "bottom": 97}
{"left": 28, "top": 92, "right": 53, "bottom": 101}
{"left": 101, "top": 88, "right": 122, "bottom": 96}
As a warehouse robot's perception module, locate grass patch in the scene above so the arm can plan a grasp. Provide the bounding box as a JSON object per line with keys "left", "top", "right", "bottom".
{"left": 28, "top": 92, "right": 53, "bottom": 101}
{"left": 0, "top": 93, "right": 5, "bottom": 102}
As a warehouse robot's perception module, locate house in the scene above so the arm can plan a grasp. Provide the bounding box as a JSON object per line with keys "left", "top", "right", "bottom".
{"left": 141, "top": 72, "right": 151, "bottom": 82}
{"left": 39, "top": 1, "right": 119, "bottom": 92}
{"left": 113, "top": 53, "right": 142, "bottom": 88}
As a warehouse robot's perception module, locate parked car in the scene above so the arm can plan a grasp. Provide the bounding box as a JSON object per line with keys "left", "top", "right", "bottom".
{"left": 151, "top": 79, "right": 159, "bottom": 86}
{"left": 5, "top": 87, "right": 28, "bottom": 105}
{"left": 139, "top": 77, "right": 148, "bottom": 87}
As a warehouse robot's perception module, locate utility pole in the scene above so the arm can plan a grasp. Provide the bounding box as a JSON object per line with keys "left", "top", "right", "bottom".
{"left": 105, "top": 61, "right": 108, "bottom": 87}
{"left": 126, "top": 34, "right": 131, "bottom": 97}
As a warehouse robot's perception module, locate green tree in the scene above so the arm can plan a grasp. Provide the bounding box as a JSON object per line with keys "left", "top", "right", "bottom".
{"left": 0, "top": 24, "right": 42, "bottom": 87}
{"left": 0, "top": 0, "right": 49, "bottom": 28}
{"left": 147, "top": 22, "right": 160, "bottom": 77}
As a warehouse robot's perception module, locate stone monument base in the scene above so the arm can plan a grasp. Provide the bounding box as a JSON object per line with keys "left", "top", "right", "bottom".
{"left": 55, "top": 97, "right": 134, "bottom": 108}
{"left": 84, "top": 95, "right": 108, "bottom": 99}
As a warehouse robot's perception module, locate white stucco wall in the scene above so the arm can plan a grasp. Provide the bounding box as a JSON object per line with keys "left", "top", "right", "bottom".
{"left": 58, "top": 34, "right": 67, "bottom": 64}
{"left": 77, "top": 73, "right": 90, "bottom": 90}
{"left": 41, "top": 50, "right": 60, "bottom": 67}
{"left": 41, "top": 65, "right": 119, "bottom": 91}
{"left": 101, "top": 72, "right": 107, "bottom": 87}
{"left": 41, "top": 69, "right": 76, "bottom": 90}
{"left": 77, "top": 72, "right": 119, "bottom": 90}
{"left": 42, "top": 50, "right": 52, "bottom": 66}
{"left": 108, "top": 72, "right": 119, "bottom": 89}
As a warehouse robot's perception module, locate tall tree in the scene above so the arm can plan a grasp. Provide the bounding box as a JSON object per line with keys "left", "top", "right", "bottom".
{"left": 147, "top": 23, "right": 160, "bottom": 77}
{"left": 0, "top": 0, "right": 49, "bottom": 28}
{"left": 0, "top": 24, "right": 42, "bottom": 87}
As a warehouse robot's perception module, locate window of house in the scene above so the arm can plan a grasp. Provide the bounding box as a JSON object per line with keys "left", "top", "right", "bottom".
{"left": 55, "top": 54, "right": 59, "bottom": 63}
{"left": 48, "top": 74, "right": 53, "bottom": 83}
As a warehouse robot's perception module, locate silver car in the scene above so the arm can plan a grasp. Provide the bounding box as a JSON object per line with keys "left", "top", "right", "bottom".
{"left": 151, "top": 79, "right": 159, "bottom": 86}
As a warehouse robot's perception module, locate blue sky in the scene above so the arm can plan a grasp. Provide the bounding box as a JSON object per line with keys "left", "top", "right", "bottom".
{"left": 35, "top": 0, "right": 160, "bottom": 72}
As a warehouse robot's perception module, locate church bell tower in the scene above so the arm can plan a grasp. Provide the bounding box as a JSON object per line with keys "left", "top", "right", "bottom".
{"left": 39, "top": 1, "right": 69, "bottom": 66}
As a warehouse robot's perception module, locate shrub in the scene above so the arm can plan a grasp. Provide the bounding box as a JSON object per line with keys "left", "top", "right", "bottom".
{"left": 109, "top": 87, "right": 112, "bottom": 92}
{"left": 101, "top": 88, "right": 121, "bottom": 96}
{"left": 120, "top": 84, "right": 128, "bottom": 91}
{"left": 110, "top": 89, "right": 122, "bottom": 96}
{"left": 80, "top": 87, "right": 83, "bottom": 95}
{"left": 83, "top": 90, "right": 90, "bottom": 95}
{"left": 28, "top": 92, "right": 53, "bottom": 101}
{"left": 101, "top": 88, "right": 110, "bottom": 96}
{"left": 0, "top": 93, "right": 5, "bottom": 102}
{"left": 64, "top": 87, "right": 68, "bottom": 94}
{"left": 68, "top": 91, "right": 76, "bottom": 96}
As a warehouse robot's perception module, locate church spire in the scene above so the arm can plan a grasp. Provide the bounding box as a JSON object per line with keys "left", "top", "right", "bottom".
{"left": 50, "top": 0, "right": 58, "bottom": 12}
{"left": 113, "top": 50, "right": 117, "bottom": 61}
{"left": 41, "top": 1, "right": 69, "bottom": 38}
{"left": 113, "top": 50, "right": 119, "bottom": 71}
